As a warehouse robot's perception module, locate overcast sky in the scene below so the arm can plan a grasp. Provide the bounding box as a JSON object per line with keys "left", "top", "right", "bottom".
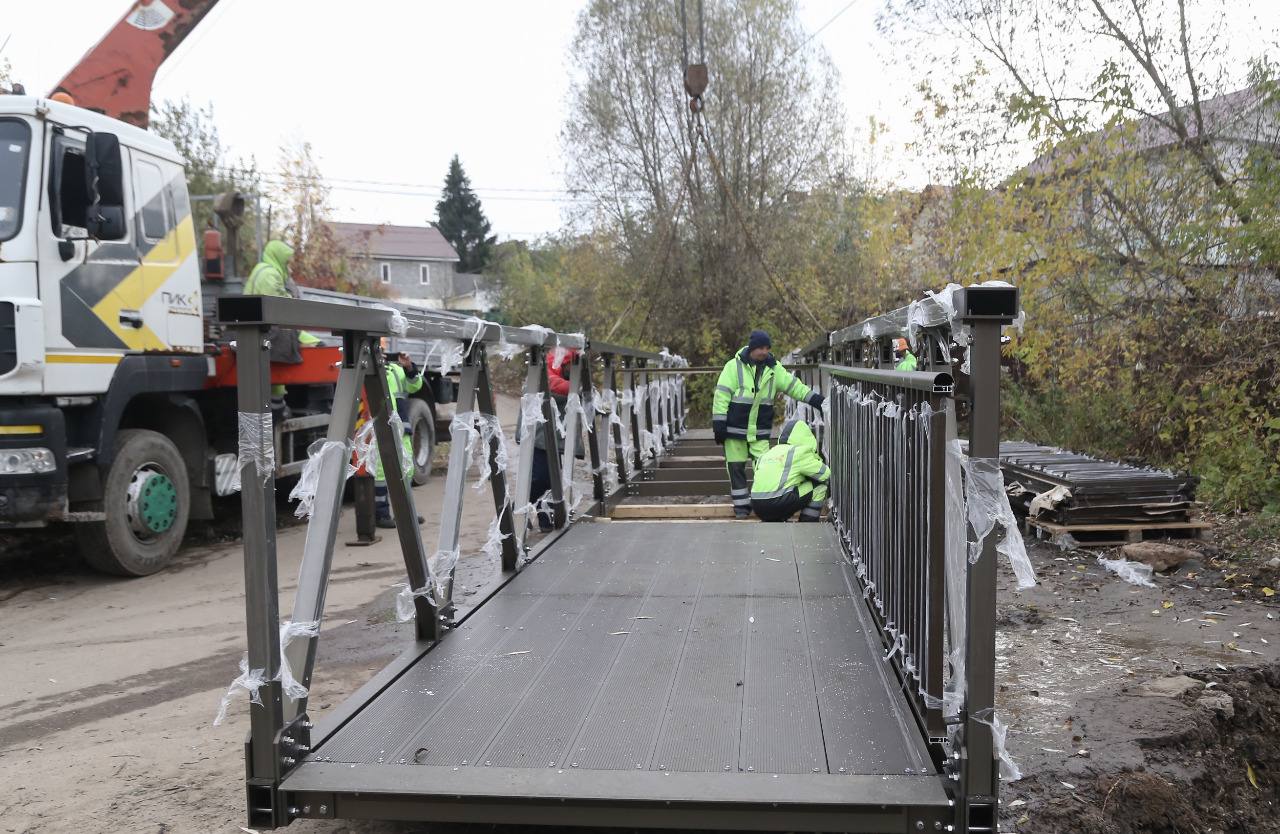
{"left": 4, "top": 1, "right": 1276, "bottom": 240}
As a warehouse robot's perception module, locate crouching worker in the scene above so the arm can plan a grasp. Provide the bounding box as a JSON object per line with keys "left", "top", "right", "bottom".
{"left": 375, "top": 350, "right": 425, "bottom": 529}
{"left": 750, "top": 418, "right": 829, "bottom": 522}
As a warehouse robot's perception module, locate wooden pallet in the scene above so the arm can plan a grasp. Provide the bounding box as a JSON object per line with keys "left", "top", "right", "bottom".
{"left": 610, "top": 503, "right": 738, "bottom": 520}
{"left": 1026, "top": 517, "right": 1210, "bottom": 547}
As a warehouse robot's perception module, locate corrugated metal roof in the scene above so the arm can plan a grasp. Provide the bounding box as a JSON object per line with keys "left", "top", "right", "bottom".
{"left": 329, "top": 222, "right": 460, "bottom": 262}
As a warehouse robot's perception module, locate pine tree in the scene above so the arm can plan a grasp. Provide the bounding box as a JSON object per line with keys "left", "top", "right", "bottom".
{"left": 434, "top": 155, "right": 496, "bottom": 273}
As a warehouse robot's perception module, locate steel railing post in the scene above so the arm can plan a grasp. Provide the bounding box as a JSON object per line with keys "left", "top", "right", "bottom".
{"left": 958, "top": 283, "right": 1020, "bottom": 827}
{"left": 540, "top": 349, "right": 567, "bottom": 529}
{"left": 232, "top": 323, "right": 286, "bottom": 790}
{"left": 366, "top": 350, "right": 439, "bottom": 640}
{"left": 559, "top": 357, "right": 585, "bottom": 515}
{"left": 284, "top": 336, "right": 371, "bottom": 722}
{"left": 474, "top": 350, "right": 519, "bottom": 572}
{"left": 435, "top": 347, "right": 482, "bottom": 606}
{"left": 581, "top": 355, "right": 607, "bottom": 503}
{"left": 513, "top": 347, "right": 543, "bottom": 552}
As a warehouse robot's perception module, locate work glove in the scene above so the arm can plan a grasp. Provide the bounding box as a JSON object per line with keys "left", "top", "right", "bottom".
{"left": 713, "top": 422, "right": 727, "bottom": 444}
{"left": 807, "top": 392, "right": 825, "bottom": 410}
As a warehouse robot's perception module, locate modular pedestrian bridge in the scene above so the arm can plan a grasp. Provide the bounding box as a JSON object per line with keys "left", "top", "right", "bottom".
{"left": 216, "top": 283, "right": 1022, "bottom": 833}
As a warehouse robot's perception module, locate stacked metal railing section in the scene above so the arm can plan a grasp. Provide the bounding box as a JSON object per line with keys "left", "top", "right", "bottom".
{"left": 216, "top": 295, "right": 686, "bottom": 829}
{"left": 787, "top": 282, "right": 1025, "bottom": 834}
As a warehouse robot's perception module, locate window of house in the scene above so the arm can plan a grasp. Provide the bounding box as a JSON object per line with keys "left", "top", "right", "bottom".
{"left": 420, "top": 264, "right": 430, "bottom": 285}
{"left": 379, "top": 262, "right": 391, "bottom": 283}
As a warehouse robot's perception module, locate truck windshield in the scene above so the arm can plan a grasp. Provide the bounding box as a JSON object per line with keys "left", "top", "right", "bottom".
{"left": 0, "top": 119, "right": 31, "bottom": 242}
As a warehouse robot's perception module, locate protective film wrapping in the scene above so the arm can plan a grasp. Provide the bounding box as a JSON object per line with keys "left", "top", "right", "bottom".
{"left": 213, "top": 654, "right": 268, "bottom": 726}
{"left": 277, "top": 619, "right": 320, "bottom": 700}
{"left": 288, "top": 439, "right": 352, "bottom": 519}
{"left": 236, "top": 411, "right": 275, "bottom": 487}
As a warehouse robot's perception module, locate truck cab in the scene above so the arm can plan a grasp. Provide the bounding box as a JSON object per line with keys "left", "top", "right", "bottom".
{"left": 0, "top": 96, "right": 453, "bottom": 576}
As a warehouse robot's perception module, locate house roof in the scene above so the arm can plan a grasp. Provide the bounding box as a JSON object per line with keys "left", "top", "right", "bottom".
{"left": 1021, "top": 85, "right": 1277, "bottom": 179}
{"left": 329, "top": 222, "right": 460, "bottom": 262}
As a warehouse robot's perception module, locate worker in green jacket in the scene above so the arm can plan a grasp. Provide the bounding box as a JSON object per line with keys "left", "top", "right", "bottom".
{"left": 893, "top": 337, "right": 917, "bottom": 371}
{"left": 243, "top": 240, "right": 321, "bottom": 408}
{"left": 750, "top": 418, "right": 830, "bottom": 522}
{"left": 374, "top": 351, "right": 425, "bottom": 528}
{"left": 712, "top": 330, "right": 823, "bottom": 519}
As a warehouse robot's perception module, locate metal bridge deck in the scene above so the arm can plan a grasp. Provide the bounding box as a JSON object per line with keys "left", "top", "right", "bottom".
{"left": 283, "top": 521, "right": 947, "bottom": 831}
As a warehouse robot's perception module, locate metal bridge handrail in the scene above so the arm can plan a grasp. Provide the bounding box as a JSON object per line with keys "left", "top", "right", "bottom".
{"left": 821, "top": 364, "right": 954, "bottom": 393}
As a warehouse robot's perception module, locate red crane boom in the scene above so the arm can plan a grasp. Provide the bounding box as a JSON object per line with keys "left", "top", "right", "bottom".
{"left": 51, "top": 0, "right": 221, "bottom": 128}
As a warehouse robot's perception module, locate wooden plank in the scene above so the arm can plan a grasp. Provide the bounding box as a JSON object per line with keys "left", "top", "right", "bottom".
{"left": 610, "top": 504, "right": 737, "bottom": 519}
{"left": 1028, "top": 519, "right": 1210, "bottom": 533}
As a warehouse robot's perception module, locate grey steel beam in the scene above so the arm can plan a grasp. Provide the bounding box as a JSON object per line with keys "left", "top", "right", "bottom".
{"left": 220, "top": 295, "right": 397, "bottom": 335}
{"left": 473, "top": 351, "right": 519, "bottom": 572}
{"left": 231, "top": 324, "right": 287, "bottom": 789}
{"left": 512, "top": 349, "right": 542, "bottom": 554}
{"left": 822, "top": 364, "right": 954, "bottom": 394}
{"left": 285, "top": 337, "right": 371, "bottom": 723}
{"left": 365, "top": 350, "right": 439, "bottom": 640}
{"left": 434, "top": 350, "right": 481, "bottom": 608}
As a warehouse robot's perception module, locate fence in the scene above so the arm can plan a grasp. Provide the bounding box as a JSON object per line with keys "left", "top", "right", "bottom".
{"left": 788, "top": 282, "right": 1024, "bottom": 832}
{"left": 215, "top": 294, "right": 685, "bottom": 827}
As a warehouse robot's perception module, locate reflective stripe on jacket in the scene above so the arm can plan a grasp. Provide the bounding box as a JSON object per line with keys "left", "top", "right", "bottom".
{"left": 750, "top": 419, "right": 829, "bottom": 499}
{"left": 711, "top": 346, "right": 816, "bottom": 442}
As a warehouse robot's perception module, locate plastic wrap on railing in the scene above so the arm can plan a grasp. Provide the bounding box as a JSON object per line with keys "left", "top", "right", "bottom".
{"left": 428, "top": 549, "right": 461, "bottom": 597}
{"left": 416, "top": 339, "right": 465, "bottom": 375}
{"left": 213, "top": 654, "right": 268, "bottom": 726}
{"left": 387, "top": 411, "right": 414, "bottom": 475}
{"left": 236, "top": 411, "right": 274, "bottom": 486}
{"left": 394, "top": 583, "right": 434, "bottom": 621}
{"left": 482, "top": 510, "right": 512, "bottom": 562}
{"left": 277, "top": 619, "right": 320, "bottom": 700}
{"left": 289, "top": 439, "right": 353, "bottom": 518}
{"left": 596, "top": 388, "right": 623, "bottom": 427}
{"left": 373, "top": 304, "right": 409, "bottom": 336}
{"left": 518, "top": 392, "right": 547, "bottom": 443}
{"left": 973, "top": 707, "right": 1024, "bottom": 781}
{"left": 352, "top": 419, "right": 376, "bottom": 475}
{"left": 964, "top": 454, "right": 1037, "bottom": 589}
{"left": 451, "top": 411, "right": 511, "bottom": 490}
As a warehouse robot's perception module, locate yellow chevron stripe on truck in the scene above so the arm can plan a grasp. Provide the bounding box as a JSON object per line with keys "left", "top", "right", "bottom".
{"left": 89, "top": 216, "right": 196, "bottom": 351}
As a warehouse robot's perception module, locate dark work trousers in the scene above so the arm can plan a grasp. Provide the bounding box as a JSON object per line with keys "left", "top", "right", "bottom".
{"left": 751, "top": 487, "right": 811, "bottom": 522}
{"left": 530, "top": 447, "right": 554, "bottom": 532}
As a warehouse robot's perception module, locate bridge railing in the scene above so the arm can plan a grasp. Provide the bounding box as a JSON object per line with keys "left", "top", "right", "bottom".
{"left": 215, "top": 295, "right": 685, "bottom": 827}
{"left": 788, "top": 281, "right": 1024, "bottom": 833}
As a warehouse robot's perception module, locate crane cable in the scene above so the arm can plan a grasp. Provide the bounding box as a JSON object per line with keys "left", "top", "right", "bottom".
{"left": 692, "top": 111, "right": 824, "bottom": 332}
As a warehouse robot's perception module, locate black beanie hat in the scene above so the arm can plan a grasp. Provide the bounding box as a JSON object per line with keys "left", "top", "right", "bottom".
{"left": 748, "top": 330, "right": 772, "bottom": 351}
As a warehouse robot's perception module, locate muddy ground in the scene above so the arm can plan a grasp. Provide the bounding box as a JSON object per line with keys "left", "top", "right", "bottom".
{"left": 3, "top": 402, "right": 1279, "bottom": 834}
{"left": 999, "top": 511, "right": 1280, "bottom": 834}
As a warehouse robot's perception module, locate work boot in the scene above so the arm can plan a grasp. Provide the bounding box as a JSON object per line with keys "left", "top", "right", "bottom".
{"left": 375, "top": 515, "right": 396, "bottom": 529}
{"left": 735, "top": 509, "right": 751, "bottom": 520}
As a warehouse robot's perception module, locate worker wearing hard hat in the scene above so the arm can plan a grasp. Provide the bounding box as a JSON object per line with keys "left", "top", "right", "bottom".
{"left": 750, "top": 418, "right": 830, "bottom": 522}
{"left": 893, "top": 338, "right": 918, "bottom": 371}
{"left": 712, "top": 330, "right": 823, "bottom": 519}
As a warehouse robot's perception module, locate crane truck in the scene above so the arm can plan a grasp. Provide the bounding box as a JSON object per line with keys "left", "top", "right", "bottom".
{"left": 0, "top": 1, "right": 462, "bottom": 576}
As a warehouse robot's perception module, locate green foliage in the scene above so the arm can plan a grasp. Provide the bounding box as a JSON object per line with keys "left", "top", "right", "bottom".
{"left": 150, "top": 99, "right": 261, "bottom": 275}
{"left": 434, "top": 156, "right": 495, "bottom": 274}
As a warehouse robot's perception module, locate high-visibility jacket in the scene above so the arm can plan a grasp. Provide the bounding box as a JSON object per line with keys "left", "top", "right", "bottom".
{"left": 244, "top": 240, "right": 294, "bottom": 297}
{"left": 896, "top": 352, "right": 918, "bottom": 372}
{"left": 386, "top": 361, "right": 424, "bottom": 405}
{"left": 750, "top": 419, "right": 829, "bottom": 499}
{"left": 712, "top": 347, "right": 819, "bottom": 442}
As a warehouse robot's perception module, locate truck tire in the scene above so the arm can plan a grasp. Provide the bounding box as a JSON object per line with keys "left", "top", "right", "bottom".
{"left": 408, "top": 399, "right": 435, "bottom": 486}
{"left": 76, "top": 429, "right": 190, "bottom": 577}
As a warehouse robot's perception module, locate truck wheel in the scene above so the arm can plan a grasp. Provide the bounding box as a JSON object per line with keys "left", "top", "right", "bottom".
{"left": 408, "top": 399, "right": 435, "bottom": 486}
{"left": 76, "top": 429, "right": 190, "bottom": 577}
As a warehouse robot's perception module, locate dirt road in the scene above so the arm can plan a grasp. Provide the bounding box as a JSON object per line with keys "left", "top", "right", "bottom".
{"left": 0, "top": 398, "right": 527, "bottom": 834}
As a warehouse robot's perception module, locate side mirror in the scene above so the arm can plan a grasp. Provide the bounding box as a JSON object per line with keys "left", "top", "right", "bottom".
{"left": 84, "top": 132, "right": 126, "bottom": 240}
